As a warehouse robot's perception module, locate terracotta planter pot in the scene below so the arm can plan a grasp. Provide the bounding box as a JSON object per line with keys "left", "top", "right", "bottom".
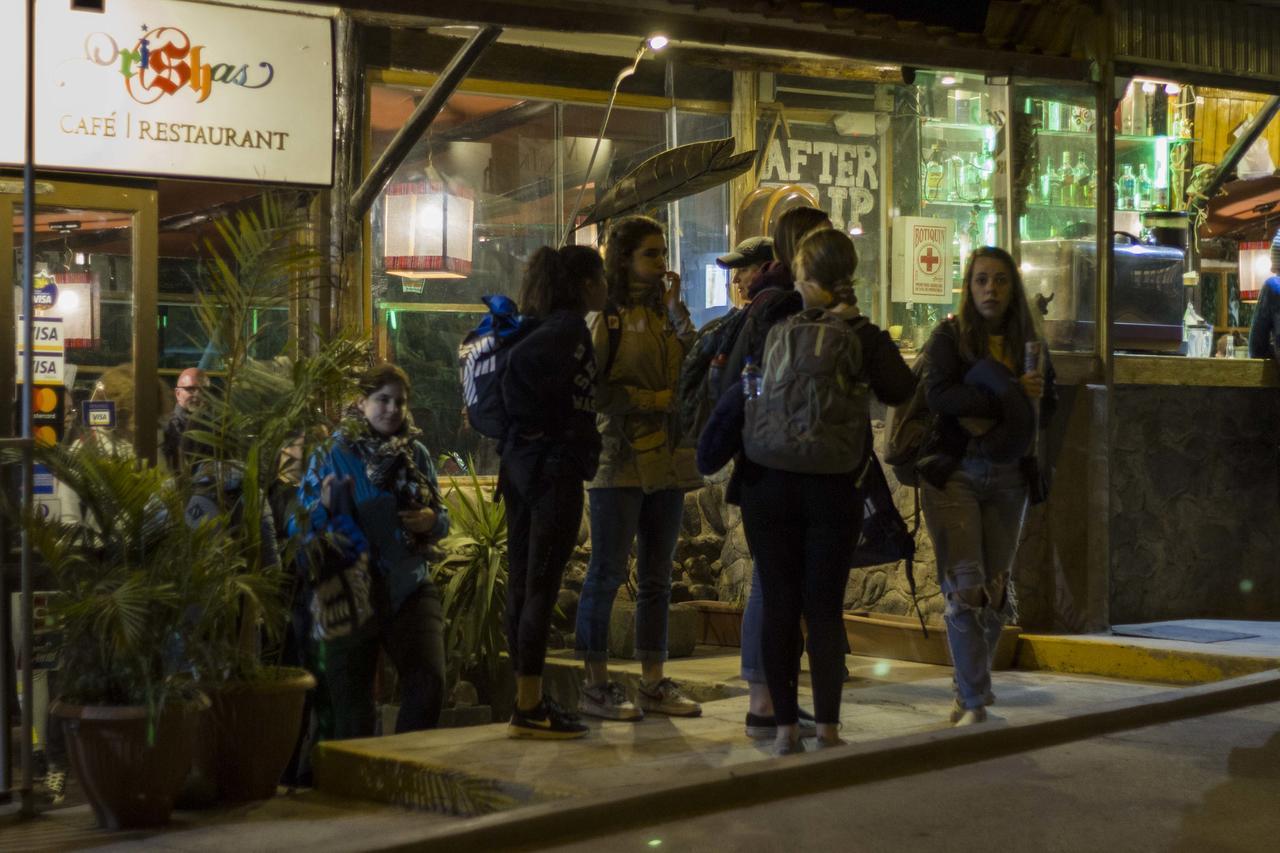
{"left": 200, "top": 666, "right": 316, "bottom": 802}
{"left": 687, "top": 600, "right": 745, "bottom": 647}
{"left": 52, "top": 694, "right": 210, "bottom": 830}
{"left": 844, "top": 611, "right": 1022, "bottom": 670}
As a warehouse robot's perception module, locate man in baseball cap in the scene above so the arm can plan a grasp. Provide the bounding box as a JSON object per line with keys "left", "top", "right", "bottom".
{"left": 716, "top": 237, "right": 773, "bottom": 307}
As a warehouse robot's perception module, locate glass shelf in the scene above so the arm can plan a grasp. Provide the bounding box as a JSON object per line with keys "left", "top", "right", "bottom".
{"left": 921, "top": 120, "right": 995, "bottom": 133}
{"left": 921, "top": 198, "right": 994, "bottom": 208}
{"left": 1035, "top": 129, "right": 1198, "bottom": 144}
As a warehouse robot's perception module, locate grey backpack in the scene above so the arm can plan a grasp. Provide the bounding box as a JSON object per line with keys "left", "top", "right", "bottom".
{"left": 743, "top": 309, "right": 870, "bottom": 474}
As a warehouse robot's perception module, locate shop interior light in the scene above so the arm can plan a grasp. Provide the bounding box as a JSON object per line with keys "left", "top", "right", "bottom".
{"left": 1165, "top": 82, "right": 1182, "bottom": 95}
{"left": 1141, "top": 80, "right": 1157, "bottom": 94}
{"left": 1238, "top": 240, "right": 1269, "bottom": 302}
{"left": 940, "top": 75, "right": 958, "bottom": 86}
{"left": 647, "top": 34, "right": 669, "bottom": 51}
{"left": 382, "top": 176, "right": 475, "bottom": 280}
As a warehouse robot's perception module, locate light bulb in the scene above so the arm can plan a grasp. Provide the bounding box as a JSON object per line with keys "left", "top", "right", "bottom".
{"left": 940, "top": 75, "right": 957, "bottom": 87}
{"left": 647, "top": 35, "right": 668, "bottom": 51}
{"left": 1141, "top": 81, "right": 1157, "bottom": 94}
{"left": 1165, "top": 83, "right": 1181, "bottom": 95}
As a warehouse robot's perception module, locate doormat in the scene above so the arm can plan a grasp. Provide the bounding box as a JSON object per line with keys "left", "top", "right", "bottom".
{"left": 1111, "top": 623, "right": 1259, "bottom": 644}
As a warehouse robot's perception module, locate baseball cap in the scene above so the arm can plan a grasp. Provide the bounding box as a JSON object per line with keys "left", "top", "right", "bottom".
{"left": 716, "top": 236, "right": 774, "bottom": 269}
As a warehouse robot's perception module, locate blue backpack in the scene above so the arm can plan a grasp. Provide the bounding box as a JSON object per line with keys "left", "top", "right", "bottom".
{"left": 458, "top": 295, "right": 539, "bottom": 440}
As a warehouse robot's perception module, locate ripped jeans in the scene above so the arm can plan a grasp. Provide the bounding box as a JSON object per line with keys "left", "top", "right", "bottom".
{"left": 921, "top": 455, "right": 1028, "bottom": 711}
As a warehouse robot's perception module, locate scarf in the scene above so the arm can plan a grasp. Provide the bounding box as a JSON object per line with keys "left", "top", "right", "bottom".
{"left": 340, "top": 408, "right": 440, "bottom": 512}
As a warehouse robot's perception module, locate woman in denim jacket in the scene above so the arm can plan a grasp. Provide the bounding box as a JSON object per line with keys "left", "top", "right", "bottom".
{"left": 919, "top": 246, "right": 1056, "bottom": 726}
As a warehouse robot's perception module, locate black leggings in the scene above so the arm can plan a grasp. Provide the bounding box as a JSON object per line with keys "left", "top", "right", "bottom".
{"left": 324, "top": 583, "right": 446, "bottom": 739}
{"left": 501, "top": 449, "right": 584, "bottom": 679}
{"left": 740, "top": 464, "right": 858, "bottom": 727}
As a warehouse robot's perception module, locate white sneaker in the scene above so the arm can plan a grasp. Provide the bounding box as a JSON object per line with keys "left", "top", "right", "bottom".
{"left": 579, "top": 680, "right": 644, "bottom": 721}
{"left": 951, "top": 704, "right": 988, "bottom": 727}
{"left": 637, "top": 677, "right": 702, "bottom": 717}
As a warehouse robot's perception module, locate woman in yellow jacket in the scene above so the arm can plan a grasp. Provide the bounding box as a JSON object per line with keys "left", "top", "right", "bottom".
{"left": 574, "top": 215, "right": 704, "bottom": 721}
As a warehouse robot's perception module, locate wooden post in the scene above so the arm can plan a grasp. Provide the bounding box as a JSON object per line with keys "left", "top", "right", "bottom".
{"left": 730, "top": 71, "right": 759, "bottom": 246}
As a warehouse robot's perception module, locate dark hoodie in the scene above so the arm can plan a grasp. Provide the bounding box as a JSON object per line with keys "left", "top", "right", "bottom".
{"left": 502, "top": 308, "right": 602, "bottom": 480}
{"left": 747, "top": 259, "right": 794, "bottom": 302}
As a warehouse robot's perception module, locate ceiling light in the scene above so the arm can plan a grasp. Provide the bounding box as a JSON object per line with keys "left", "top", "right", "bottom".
{"left": 1165, "top": 83, "right": 1181, "bottom": 95}
{"left": 647, "top": 35, "right": 669, "bottom": 51}
{"left": 940, "top": 75, "right": 958, "bottom": 86}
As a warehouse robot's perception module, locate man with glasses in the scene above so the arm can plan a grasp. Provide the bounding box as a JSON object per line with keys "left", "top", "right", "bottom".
{"left": 163, "top": 366, "right": 208, "bottom": 474}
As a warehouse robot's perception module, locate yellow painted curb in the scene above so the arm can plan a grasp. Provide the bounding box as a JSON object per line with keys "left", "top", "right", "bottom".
{"left": 1016, "top": 634, "right": 1280, "bottom": 684}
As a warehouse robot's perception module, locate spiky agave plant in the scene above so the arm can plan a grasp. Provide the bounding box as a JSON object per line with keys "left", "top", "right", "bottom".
{"left": 434, "top": 460, "right": 508, "bottom": 693}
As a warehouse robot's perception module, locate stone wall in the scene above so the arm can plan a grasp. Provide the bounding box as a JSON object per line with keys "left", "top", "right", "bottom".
{"left": 1110, "top": 385, "right": 1280, "bottom": 623}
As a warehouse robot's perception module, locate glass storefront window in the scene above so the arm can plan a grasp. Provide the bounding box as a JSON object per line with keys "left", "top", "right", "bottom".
{"left": 370, "top": 78, "right": 728, "bottom": 474}
{"left": 886, "top": 70, "right": 1011, "bottom": 352}
{"left": 1015, "top": 79, "right": 1100, "bottom": 355}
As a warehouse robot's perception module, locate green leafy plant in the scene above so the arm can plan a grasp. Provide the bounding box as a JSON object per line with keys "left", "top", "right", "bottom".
{"left": 433, "top": 462, "right": 508, "bottom": 692}
{"left": 170, "top": 192, "right": 367, "bottom": 681}
{"left": 0, "top": 442, "right": 267, "bottom": 720}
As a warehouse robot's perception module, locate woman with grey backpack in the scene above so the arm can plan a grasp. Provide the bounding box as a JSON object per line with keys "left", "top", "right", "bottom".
{"left": 731, "top": 228, "right": 914, "bottom": 755}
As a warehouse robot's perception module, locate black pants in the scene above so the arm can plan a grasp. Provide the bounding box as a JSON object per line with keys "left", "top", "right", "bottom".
{"left": 501, "top": 446, "right": 583, "bottom": 679}
{"left": 324, "top": 583, "right": 446, "bottom": 740}
{"left": 740, "top": 464, "right": 859, "bottom": 727}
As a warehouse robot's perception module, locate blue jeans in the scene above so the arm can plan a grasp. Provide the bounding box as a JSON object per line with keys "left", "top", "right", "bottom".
{"left": 921, "top": 455, "right": 1027, "bottom": 711}
{"left": 740, "top": 561, "right": 766, "bottom": 683}
{"left": 575, "top": 487, "right": 685, "bottom": 663}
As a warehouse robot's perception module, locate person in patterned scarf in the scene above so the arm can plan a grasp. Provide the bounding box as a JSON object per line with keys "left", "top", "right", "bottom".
{"left": 294, "top": 363, "right": 449, "bottom": 739}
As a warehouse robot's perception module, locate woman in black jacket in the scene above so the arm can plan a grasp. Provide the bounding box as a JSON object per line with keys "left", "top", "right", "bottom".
{"left": 736, "top": 228, "right": 915, "bottom": 755}
{"left": 919, "top": 245, "right": 1056, "bottom": 727}
{"left": 501, "top": 244, "right": 607, "bottom": 739}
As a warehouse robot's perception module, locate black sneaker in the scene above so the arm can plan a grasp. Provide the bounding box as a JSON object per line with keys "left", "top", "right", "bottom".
{"left": 745, "top": 707, "right": 819, "bottom": 739}
{"left": 508, "top": 697, "right": 589, "bottom": 740}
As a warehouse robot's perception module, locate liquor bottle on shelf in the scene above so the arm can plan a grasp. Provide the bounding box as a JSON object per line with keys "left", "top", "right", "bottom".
{"left": 1048, "top": 160, "right": 1063, "bottom": 207}
{"left": 1136, "top": 163, "right": 1153, "bottom": 210}
{"left": 1074, "top": 152, "right": 1093, "bottom": 206}
{"left": 1117, "top": 164, "right": 1136, "bottom": 210}
{"left": 924, "top": 144, "right": 945, "bottom": 201}
{"left": 1061, "top": 151, "right": 1076, "bottom": 206}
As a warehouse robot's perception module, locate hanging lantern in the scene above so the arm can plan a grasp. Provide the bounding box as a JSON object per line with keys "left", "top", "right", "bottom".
{"left": 383, "top": 177, "right": 474, "bottom": 280}
{"left": 1237, "top": 240, "right": 1270, "bottom": 302}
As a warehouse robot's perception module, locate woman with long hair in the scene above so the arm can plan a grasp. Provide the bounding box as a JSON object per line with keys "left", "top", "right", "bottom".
{"left": 501, "top": 245, "right": 607, "bottom": 739}
{"left": 726, "top": 205, "right": 832, "bottom": 743}
{"left": 737, "top": 227, "right": 914, "bottom": 754}
{"left": 574, "top": 215, "right": 703, "bottom": 721}
{"left": 295, "top": 363, "right": 449, "bottom": 739}
{"left": 919, "top": 246, "right": 1056, "bottom": 726}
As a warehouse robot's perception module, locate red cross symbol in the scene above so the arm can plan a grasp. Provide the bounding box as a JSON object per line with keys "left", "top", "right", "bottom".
{"left": 919, "top": 246, "right": 941, "bottom": 273}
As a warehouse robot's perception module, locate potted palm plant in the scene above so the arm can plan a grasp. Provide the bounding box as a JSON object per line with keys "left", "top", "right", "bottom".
{"left": 176, "top": 193, "right": 365, "bottom": 802}
{"left": 2, "top": 442, "right": 256, "bottom": 829}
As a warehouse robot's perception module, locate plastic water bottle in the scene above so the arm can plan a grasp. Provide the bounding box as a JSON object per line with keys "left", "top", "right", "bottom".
{"left": 741, "top": 356, "right": 762, "bottom": 400}
{"left": 708, "top": 353, "right": 727, "bottom": 395}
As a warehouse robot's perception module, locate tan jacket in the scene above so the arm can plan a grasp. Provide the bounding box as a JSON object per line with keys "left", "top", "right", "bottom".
{"left": 586, "top": 300, "right": 701, "bottom": 491}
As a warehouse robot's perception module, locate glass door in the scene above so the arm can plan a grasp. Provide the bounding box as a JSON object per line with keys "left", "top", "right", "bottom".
{"left": 0, "top": 180, "right": 158, "bottom": 461}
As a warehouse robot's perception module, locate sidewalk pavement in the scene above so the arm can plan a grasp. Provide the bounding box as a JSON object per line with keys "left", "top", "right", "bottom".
{"left": 3, "top": 619, "right": 1279, "bottom": 851}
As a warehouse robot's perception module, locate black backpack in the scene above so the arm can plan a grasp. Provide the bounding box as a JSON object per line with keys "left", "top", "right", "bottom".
{"left": 676, "top": 307, "right": 750, "bottom": 442}
{"left": 883, "top": 352, "right": 936, "bottom": 488}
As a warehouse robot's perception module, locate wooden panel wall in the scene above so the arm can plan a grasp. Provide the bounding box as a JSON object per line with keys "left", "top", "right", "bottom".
{"left": 1193, "top": 87, "right": 1280, "bottom": 168}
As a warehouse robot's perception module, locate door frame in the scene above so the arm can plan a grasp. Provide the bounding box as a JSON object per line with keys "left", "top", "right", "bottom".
{"left": 0, "top": 178, "right": 159, "bottom": 461}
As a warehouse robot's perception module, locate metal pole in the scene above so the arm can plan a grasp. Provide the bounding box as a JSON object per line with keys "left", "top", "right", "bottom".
{"left": 560, "top": 41, "right": 650, "bottom": 246}
{"left": 348, "top": 25, "right": 501, "bottom": 221}
{"left": 19, "top": 0, "right": 37, "bottom": 816}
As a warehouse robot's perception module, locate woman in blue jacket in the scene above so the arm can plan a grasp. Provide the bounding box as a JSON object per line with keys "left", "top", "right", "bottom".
{"left": 296, "top": 363, "right": 449, "bottom": 739}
